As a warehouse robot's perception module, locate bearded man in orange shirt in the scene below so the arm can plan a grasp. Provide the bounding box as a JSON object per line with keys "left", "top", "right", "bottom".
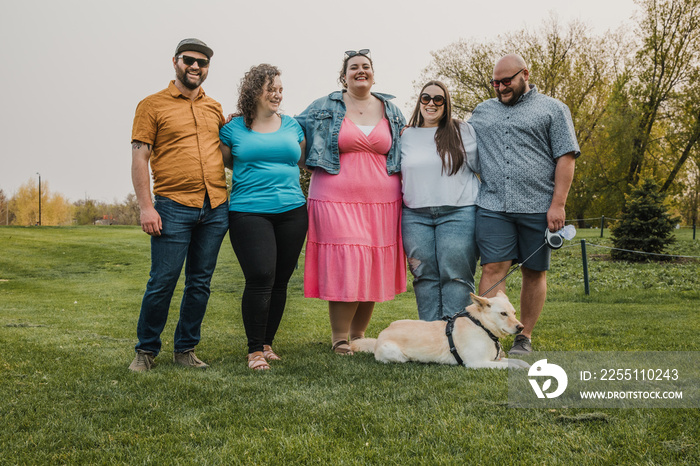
{"left": 128, "top": 38, "right": 228, "bottom": 372}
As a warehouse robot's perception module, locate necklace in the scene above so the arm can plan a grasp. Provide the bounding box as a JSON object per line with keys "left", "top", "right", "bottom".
{"left": 346, "top": 93, "right": 372, "bottom": 115}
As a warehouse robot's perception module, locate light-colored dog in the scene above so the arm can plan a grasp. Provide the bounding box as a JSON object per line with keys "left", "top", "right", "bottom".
{"left": 350, "top": 292, "right": 530, "bottom": 369}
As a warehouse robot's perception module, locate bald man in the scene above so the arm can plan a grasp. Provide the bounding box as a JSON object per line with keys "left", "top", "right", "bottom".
{"left": 469, "top": 54, "right": 580, "bottom": 355}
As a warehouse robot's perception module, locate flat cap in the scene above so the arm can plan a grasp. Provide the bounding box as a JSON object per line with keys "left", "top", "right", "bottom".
{"left": 175, "top": 38, "right": 213, "bottom": 59}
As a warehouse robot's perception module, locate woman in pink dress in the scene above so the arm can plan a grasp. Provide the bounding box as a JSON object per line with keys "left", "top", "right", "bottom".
{"left": 296, "top": 50, "right": 407, "bottom": 355}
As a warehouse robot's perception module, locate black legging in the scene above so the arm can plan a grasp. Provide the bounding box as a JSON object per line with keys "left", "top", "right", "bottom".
{"left": 228, "top": 205, "right": 308, "bottom": 353}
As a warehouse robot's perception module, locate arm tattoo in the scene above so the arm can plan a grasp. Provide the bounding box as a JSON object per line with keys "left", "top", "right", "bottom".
{"left": 132, "top": 141, "right": 152, "bottom": 151}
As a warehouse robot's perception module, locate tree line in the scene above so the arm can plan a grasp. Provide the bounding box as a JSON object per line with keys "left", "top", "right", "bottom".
{"left": 0, "top": 180, "right": 139, "bottom": 226}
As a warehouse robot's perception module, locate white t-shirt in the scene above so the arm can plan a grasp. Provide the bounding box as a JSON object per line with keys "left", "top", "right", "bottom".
{"left": 400, "top": 122, "right": 480, "bottom": 208}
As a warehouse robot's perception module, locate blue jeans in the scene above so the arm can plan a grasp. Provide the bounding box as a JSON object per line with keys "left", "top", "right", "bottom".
{"left": 402, "top": 205, "right": 478, "bottom": 321}
{"left": 135, "top": 195, "right": 229, "bottom": 355}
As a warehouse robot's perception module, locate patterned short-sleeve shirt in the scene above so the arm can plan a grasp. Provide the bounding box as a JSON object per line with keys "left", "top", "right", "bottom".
{"left": 469, "top": 85, "right": 580, "bottom": 213}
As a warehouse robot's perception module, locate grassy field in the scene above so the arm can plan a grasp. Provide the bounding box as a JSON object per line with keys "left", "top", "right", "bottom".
{"left": 1, "top": 226, "right": 699, "bottom": 464}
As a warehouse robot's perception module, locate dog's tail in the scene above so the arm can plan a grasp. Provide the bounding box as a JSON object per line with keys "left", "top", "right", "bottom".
{"left": 350, "top": 338, "right": 377, "bottom": 353}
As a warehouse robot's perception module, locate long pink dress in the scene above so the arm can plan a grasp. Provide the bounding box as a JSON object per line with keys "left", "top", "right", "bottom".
{"left": 304, "top": 117, "right": 407, "bottom": 302}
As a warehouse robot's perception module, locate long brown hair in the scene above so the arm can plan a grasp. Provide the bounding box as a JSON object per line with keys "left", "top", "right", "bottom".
{"left": 407, "top": 80, "right": 465, "bottom": 176}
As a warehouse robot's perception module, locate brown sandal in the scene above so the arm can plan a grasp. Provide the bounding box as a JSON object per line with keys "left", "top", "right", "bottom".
{"left": 262, "top": 345, "right": 281, "bottom": 361}
{"left": 332, "top": 340, "right": 354, "bottom": 355}
{"left": 247, "top": 352, "right": 270, "bottom": 370}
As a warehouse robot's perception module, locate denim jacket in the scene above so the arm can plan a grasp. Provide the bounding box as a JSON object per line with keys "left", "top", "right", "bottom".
{"left": 295, "top": 90, "right": 406, "bottom": 175}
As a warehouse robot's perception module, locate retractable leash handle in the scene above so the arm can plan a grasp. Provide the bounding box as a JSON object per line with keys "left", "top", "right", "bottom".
{"left": 544, "top": 228, "right": 563, "bottom": 249}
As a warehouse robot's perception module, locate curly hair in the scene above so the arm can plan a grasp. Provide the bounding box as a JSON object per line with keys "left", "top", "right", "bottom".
{"left": 236, "top": 64, "right": 281, "bottom": 129}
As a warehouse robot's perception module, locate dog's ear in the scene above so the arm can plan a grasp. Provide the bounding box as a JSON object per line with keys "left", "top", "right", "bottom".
{"left": 496, "top": 290, "right": 508, "bottom": 299}
{"left": 470, "top": 293, "right": 490, "bottom": 310}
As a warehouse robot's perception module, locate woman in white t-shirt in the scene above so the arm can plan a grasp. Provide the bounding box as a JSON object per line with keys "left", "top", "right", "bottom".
{"left": 400, "top": 80, "right": 480, "bottom": 321}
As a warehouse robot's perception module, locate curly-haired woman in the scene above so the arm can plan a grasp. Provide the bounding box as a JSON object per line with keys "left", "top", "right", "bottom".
{"left": 220, "top": 64, "right": 308, "bottom": 370}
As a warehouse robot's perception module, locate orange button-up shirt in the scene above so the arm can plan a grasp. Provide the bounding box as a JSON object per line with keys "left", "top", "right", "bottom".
{"left": 131, "top": 81, "right": 227, "bottom": 208}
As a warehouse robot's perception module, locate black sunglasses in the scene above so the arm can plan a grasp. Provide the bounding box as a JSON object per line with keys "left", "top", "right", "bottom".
{"left": 419, "top": 93, "right": 445, "bottom": 106}
{"left": 345, "top": 49, "right": 371, "bottom": 59}
{"left": 490, "top": 68, "right": 525, "bottom": 88}
{"left": 177, "top": 54, "right": 210, "bottom": 68}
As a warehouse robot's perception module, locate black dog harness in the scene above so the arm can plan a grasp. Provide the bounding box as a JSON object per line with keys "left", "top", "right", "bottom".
{"left": 443, "top": 311, "right": 502, "bottom": 365}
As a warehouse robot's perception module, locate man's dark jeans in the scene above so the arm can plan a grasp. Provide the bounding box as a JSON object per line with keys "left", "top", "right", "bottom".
{"left": 135, "top": 195, "right": 228, "bottom": 355}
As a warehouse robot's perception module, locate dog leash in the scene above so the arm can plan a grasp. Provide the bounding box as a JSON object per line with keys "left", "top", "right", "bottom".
{"left": 443, "top": 311, "right": 502, "bottom": 365}
{"left": 480, "top": 227, "right": 573, "bottom": 297}
{"left": 452, "top": 242, "right": 546, "bottom": 364}
{"left": 480, "top": 241, "right": 548, "bottom": 297}
{"left": 444, "top": 230, "right": 570, "bottom": 365}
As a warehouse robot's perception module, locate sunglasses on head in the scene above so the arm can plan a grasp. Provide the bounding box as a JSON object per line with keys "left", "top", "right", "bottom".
{"left": 490, "top": 68, "right": 524, "bottom": 88}
{"left": 420, "top": 93, "right": 445, "bottom": 106}
{"left": 345, "top": 49, "right": 371, "bottom": 59}
{"left": 177, "top": 54, "right": 210, "bottom": 68}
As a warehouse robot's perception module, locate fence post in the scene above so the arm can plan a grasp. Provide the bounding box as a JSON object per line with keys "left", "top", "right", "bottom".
{"left": 694, "top": 218, "right": 696, "bottom": 240}
{"left": 600, "top": 216, "right": 605, "bottom": 238}
{"left": 581, "top": 239, "right": 590, "bottom": 295}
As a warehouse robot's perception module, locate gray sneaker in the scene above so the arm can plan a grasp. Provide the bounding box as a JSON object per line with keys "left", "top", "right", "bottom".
{"left": 128, "top": 350, "right": 155, "bottom": 372}
{"left": 173, "top": 349, "right": 209, "bottom": 369}
{"left": 508, "top": 335, "right": 532, "bottom": 355}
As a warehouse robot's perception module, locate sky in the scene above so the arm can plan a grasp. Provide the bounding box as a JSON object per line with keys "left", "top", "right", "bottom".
{"left": 0, "top": 0, "right": 639, "bottom": 203}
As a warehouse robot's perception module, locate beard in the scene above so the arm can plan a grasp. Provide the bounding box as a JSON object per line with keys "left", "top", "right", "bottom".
{"left": 176, "top": 66, "right": 206, "bottom": 90}
{"left": 497, "top": 80, "right": 528, "bottom": 106}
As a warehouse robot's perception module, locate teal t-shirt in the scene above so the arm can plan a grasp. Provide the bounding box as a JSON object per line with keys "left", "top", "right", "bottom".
{"left": 220, "top": 115, "right": 306, "bottom": 213}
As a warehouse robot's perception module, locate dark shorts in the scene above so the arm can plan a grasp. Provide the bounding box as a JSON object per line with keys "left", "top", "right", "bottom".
{"left": 475, "top": 208, "right": 551, "bottom": 271}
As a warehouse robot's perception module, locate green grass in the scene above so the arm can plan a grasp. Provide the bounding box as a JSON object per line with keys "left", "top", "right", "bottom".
{"left": 1, "top": 226, "right": 699, "bottom": 464}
